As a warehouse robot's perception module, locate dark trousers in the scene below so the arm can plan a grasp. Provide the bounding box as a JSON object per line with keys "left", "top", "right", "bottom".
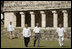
{"left": 34, "top": 33, "right": 40, "bottom": 47}
{"left": 24, "top": 37, "right": 30, "bottom": 47}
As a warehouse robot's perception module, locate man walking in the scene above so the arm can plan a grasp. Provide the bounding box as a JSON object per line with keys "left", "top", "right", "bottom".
{"left": 56, "top": 24, "right": 66, "bottom": 47}
{"left": 7, "top": 22, "right": 15, "bottom": 39}
{"left": 33, "top": 23, "right": 41, "bottom": 47}
{"left": 22, "top": 24, "right": 31, "bottom": 47}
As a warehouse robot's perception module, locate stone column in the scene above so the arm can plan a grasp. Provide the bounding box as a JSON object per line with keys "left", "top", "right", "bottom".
{"left": 62, "top": 10, "right": 68, "bottom": 27}
{"left": 52, "top": 11, "right": 58, "bottom": 28}
{"left": 40, "top": 11, "right": 46, "bottom": 27}
{"left": 30, "top": 11, "right": 35, "bottom": 28}
{"left": 20, "top": 12, "right": 25, "bottom": 27}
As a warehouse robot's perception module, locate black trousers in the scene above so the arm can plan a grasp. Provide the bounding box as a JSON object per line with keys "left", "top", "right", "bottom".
{"left": 24, "top": 37, "right": 30, "bottom": 47}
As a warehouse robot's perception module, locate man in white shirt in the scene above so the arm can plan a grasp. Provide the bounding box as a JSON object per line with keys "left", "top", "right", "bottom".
{"left": 7, "top": 22, "right": 15, "bottom": 39}
{"left": 22, "top": 24, "right": 31, "bottom": 47}
{"left": 33, "top": 23, "right": 41, "bottom": 47}
{"left": 56, "top": 24, "right": 66, "bottom": 47}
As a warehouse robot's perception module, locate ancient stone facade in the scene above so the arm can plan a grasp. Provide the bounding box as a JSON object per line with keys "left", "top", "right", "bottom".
{"left": 3, "top": 1, "right": 71, "bottom": 28}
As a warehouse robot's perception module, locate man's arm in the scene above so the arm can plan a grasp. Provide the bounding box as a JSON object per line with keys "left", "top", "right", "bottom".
{"left": 13, "top": 25, "right": 15, "bottom": 31}
{"left": 64, "top": 32, "right": 66, "bottom": 38}
{"left": 56, "top": 29, "right": 58, "bottom": 38}
{"left": 39, "top": 28, "right": 41, "bottom": 38}
{"left": 56, "top": 32, "right": 58, "bottom": 38}
{"left": 64, "top": 28, "right": 66, "bottom": 38}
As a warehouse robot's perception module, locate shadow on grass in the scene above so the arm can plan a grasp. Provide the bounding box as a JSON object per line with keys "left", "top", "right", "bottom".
{"left": 28, "top": 45, "right": 46, "bottom": 48}
{"left": 62, "top": 45, "right": 70, "bottom": 47}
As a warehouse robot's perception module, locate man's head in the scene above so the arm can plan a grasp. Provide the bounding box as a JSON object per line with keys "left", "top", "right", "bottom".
{"left": 36, "top": 23, "right": 39, "bottom": 27}
{"left": 59, "top": 24, "right": 62, "bottom": 28}
{"left": 10, "top": 22, "right": 12, "bottom": 25}
{"left": 25, "top": 24, "right": 28, "bottom": 28}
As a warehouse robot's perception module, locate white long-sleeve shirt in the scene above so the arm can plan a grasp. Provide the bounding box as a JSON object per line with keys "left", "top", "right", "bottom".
{"left": 33, "top": 26, "right": 40, "bottom": 33}
{"left": 7, "top": 25, "right": 14, "bottom": 31}
{"left": 22, "top": 27, "right": 31, "bottom": 37}
{"left": 56, "top": 27, "right": 65, "bottom": 36}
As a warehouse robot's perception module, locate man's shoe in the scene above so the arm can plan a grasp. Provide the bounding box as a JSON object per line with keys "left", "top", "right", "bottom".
{"left": 34, "top": 45, "right": 35, "bottom": 47}
{"left": 62, "top": 45, "right": 63, "bottom": 47}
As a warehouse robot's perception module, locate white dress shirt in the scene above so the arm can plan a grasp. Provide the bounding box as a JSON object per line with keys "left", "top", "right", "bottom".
{"left": 56, "top": 27, "right": 65, "bottom": 36}
{"left": 7, "top": 25, "right": 14, "bottom": 31}
{"left": 22, "top": 27, "right": 31, "bottom": 37}
{"left": 33, "top": 26, "right": 40, "bottom": 33}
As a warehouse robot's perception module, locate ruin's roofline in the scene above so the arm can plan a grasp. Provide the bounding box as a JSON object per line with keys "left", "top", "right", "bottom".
{"left": 3, "top": 1, "right": 71, "bottom": 11}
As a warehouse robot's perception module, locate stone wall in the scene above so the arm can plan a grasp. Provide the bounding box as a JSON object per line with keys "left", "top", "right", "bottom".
{"left": 1, "top": 28, "right": 71, "bottom": 40}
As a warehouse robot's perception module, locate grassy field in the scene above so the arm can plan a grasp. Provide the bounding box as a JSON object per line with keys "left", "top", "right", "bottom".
{"left": 1, "top": 36, "right": 71, "bottom": 48}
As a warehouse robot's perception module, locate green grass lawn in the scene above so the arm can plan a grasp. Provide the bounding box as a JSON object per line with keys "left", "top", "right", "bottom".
{"left": 1, "top": 36, "right": 71, "bottom": 48}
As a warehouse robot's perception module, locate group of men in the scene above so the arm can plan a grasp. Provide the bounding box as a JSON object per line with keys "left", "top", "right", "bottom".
{"left": 7, "top": 22, "right": 66, "bottom": 47}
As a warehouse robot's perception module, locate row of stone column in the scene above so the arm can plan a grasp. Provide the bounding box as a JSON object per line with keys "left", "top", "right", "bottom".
{"left": 52, "top": 10, "right": 68, "bottom": 28}
{"left": 20, "top": 10, "right": 68, "bottom": 28}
